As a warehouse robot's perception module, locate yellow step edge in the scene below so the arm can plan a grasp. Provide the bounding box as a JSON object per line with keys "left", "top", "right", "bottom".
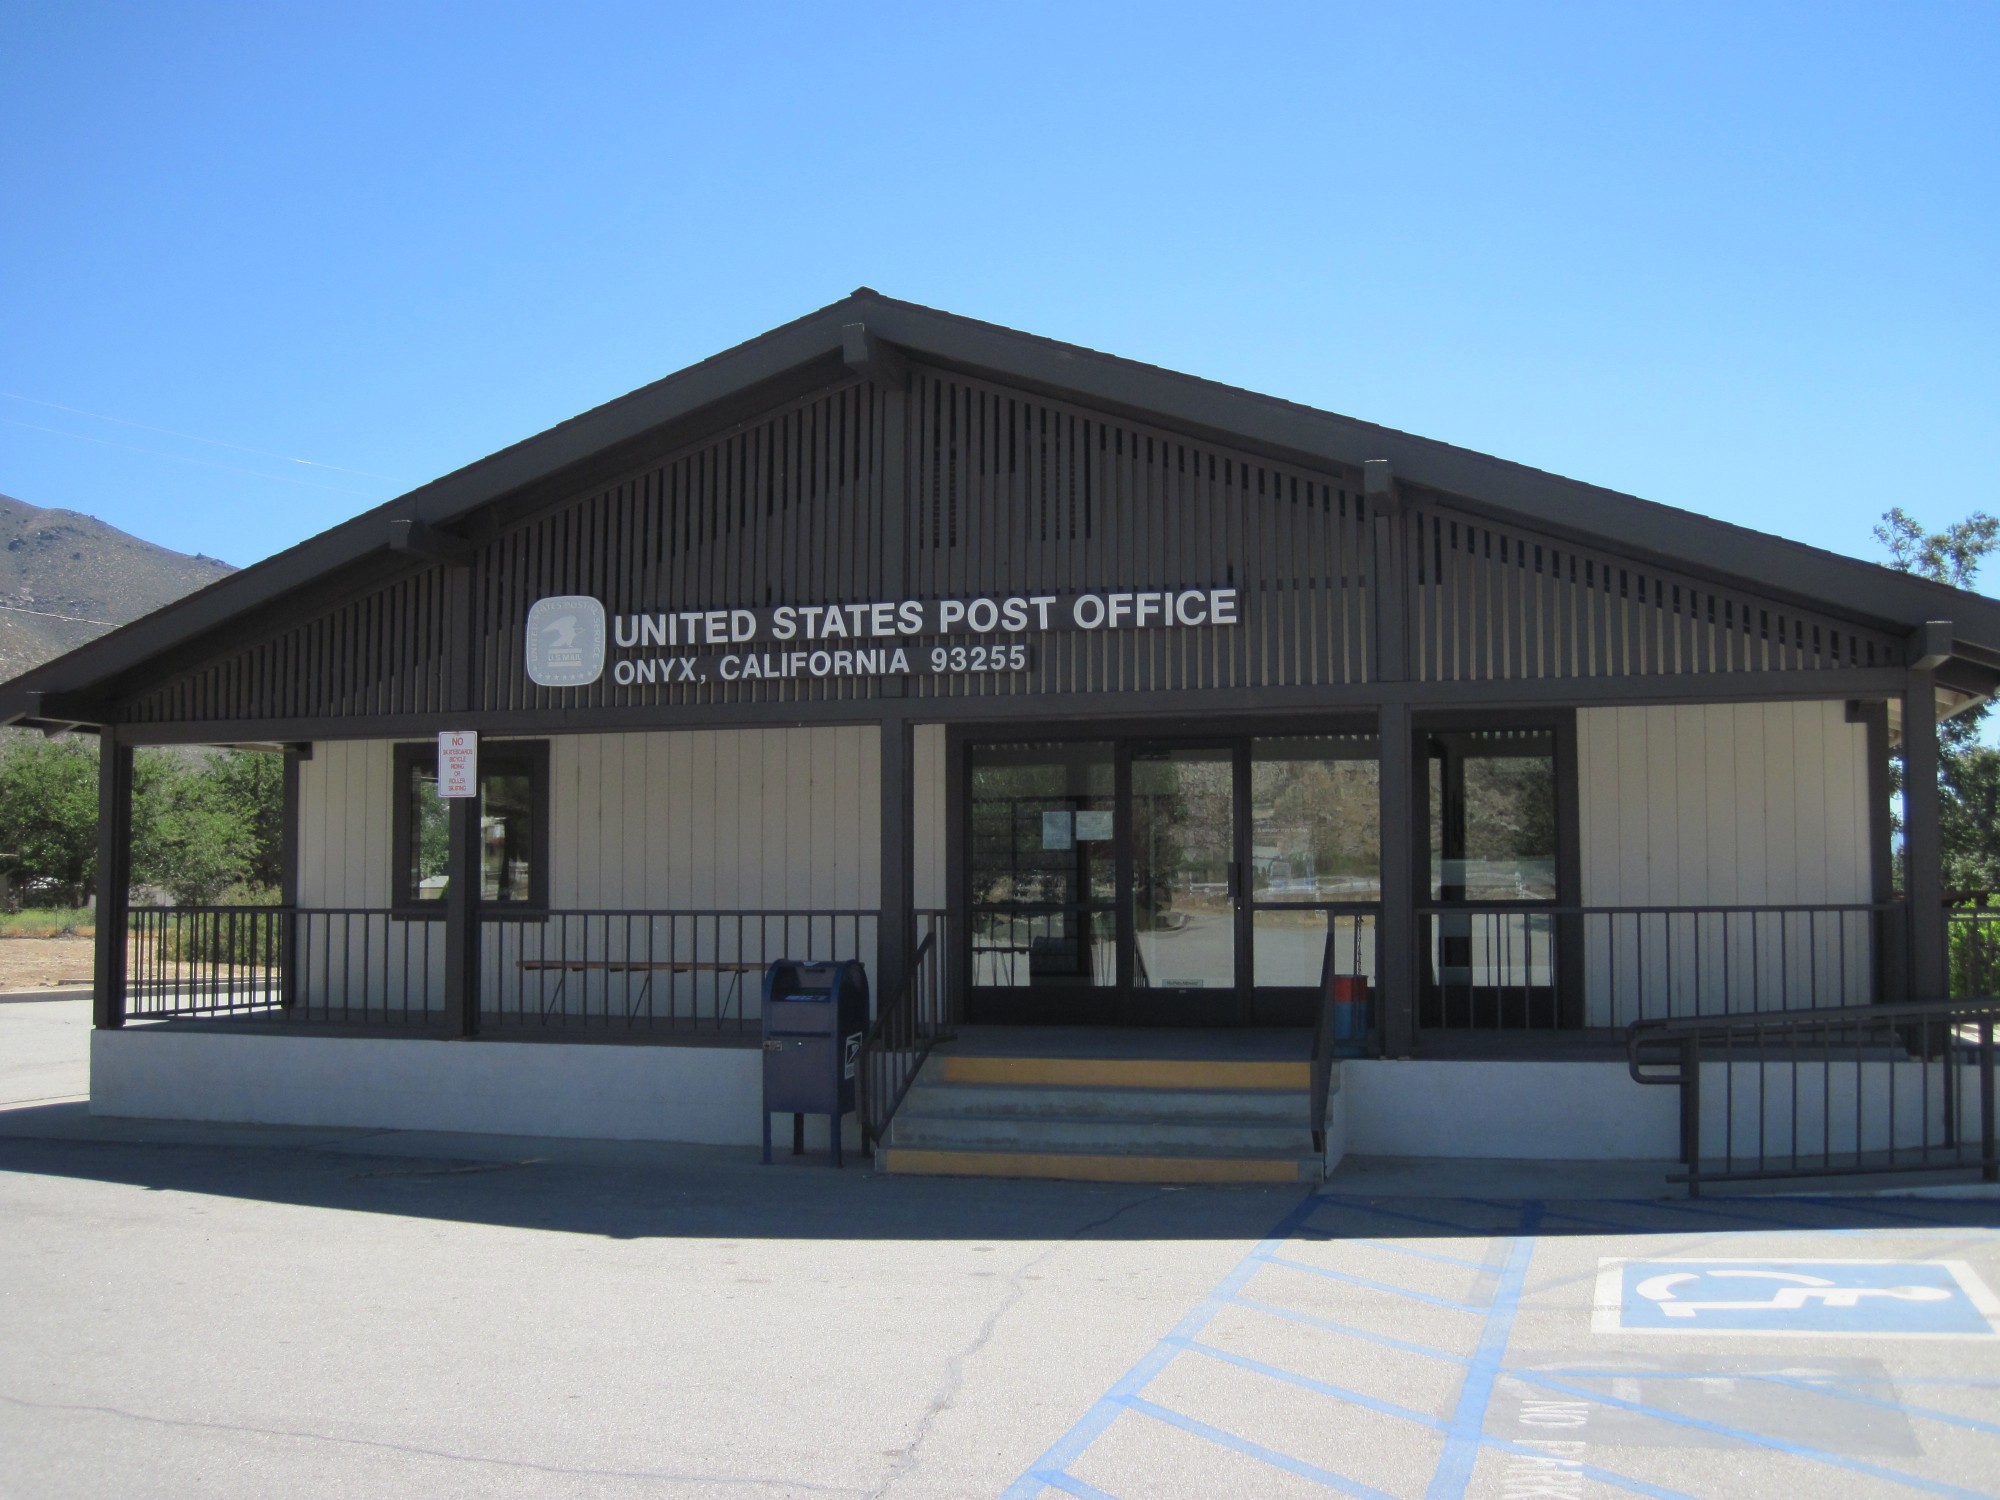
{"left": 939, "top": 1055, "right": 1309, "bottom": 1090}
{"left": 880, "top": 1147, "right": 1313, "bottom": 1184}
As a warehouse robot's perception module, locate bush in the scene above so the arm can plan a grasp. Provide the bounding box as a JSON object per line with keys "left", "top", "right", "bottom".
{"left": 0, "top": 735, "right": 100, "bottom": 906}
{"left": 0, "top": 907, "right": 96, "bottom": 940}
{"left": 1950, "top": 910, "right": 2000, "bottom": 999}
{"left": 149, "top": 900, "right": 285, "bottom": 967}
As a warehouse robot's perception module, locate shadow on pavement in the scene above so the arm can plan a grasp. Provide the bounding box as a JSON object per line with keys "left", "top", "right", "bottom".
{"left": 2, "top": 1101, "right": 1997, "bottom": 1243}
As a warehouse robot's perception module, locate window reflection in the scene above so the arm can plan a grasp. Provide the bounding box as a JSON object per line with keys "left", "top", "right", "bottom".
{"left": 402, "top": 752, "right": 541, "bottom": 905}
{"left": 1427, "top": 730, "right": 1557, "bottom": 901}
{"left": 968, "top": 742, "right": 1115, "bottom": 990}
{"left": 406, "top": 763, "right": 450, "bottom": 901}
{"left": 1249, "top": 735, "right": 1380, "bottom": 903}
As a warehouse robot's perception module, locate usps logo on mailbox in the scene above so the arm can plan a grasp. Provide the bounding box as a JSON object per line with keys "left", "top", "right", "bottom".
{"left": 525, "top": 596, "right": 606, "bottom": 688}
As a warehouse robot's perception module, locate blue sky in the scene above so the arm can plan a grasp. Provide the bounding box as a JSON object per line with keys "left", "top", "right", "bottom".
{"left": 1, "top": 2, "right": 1994, "bottom": 586}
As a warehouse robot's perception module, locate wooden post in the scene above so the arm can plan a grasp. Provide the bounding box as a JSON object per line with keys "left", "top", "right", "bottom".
{"left": 281, "top": 746, "right": 303, "bottom": 1009}
{"left": 445, "top": 789, "right": 482, "bottom": 1036}
{"left": 442, "top": 564, "right": 481, "bottom": 1037}
{"left": 92, "top": 727, "right": 132, "bottom": 1030}
{"left": 1377, "top": 702, "right": 1416, "bottom": 1057}
{"left": 1367, "top": 460, "right": 1417, "bottom": 1056}
{"left": 1904, "top": 669, "right": 1946, "bottom": 1000}
{"left": 870, "top": 346, "right": 914, "bottom": 1010}
{"left": 877, "top": 710, "right": 913, "bottom": 1017}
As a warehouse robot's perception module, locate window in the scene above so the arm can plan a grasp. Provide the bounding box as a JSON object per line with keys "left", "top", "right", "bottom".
{"left": 392, "top": 740, "right": 549, "bottom": 911}
{"left": 1426, "top": 729, "right": 1558, "bottom": 902}
{"left": 967, "top": 741, "right": 1116, "bottom": 992}
{"left": 1249, "top": 733, "right": 1380, "bottom": 988}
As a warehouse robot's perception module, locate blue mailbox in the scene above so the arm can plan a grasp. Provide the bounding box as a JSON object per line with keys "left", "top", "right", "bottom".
{"left": 760, "top": 959, "right": 869, "bottom": 1167}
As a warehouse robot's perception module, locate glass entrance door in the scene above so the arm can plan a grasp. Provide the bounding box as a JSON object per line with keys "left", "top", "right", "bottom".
{"left": 966, "top": 741, "right": 1119, "bottom": 1024}
{"left": 963, "top": 730, "right": 1383, "bottom": 1026}
{"left": 1129, "top": 746, "right": 1241, "bottom": 1023}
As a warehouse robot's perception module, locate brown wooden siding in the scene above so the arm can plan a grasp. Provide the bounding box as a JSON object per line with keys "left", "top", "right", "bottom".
{"left": 119, "top": 374, "right": 1903, "bottom": 728}
{"left": 480, "top": 379, "right": 888, "bottom": 712}
{"left": 124, "top": 567, "right": 453, "bottom": 725}
{"left": 902, "top": 370, "right": 1372, "bottom": 700}
{"left": 1405, "top": 497, "right": 1899, "bottom": 682}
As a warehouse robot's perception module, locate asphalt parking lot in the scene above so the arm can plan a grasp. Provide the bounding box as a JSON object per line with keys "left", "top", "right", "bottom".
{"left": 4, "top": 997, "right": 1998, "bottom": 1499}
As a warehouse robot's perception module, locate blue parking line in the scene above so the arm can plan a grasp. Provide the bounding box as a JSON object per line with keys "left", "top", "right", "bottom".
{"left": 1519, "top": 1367, "right": 2000, "bottom": 1440}
{"left": 1124, "top": 1395, "right": 1402, "bottom": 1500}
{"left": 1623, "top": 1196, "right": 1877, "bottom": 1234}
{"left": 997, "top": 1193, "right": 1324, "bottom": 1500}
{"left": 1303, "top": 1233, "right": 1494, "bottom": 1271}
{"left": 1178, "top": 1336, "right": 1447, "bottom": 1430}
{"left": 1007, "top": 1193, "right": 1702, "bottom": 1500}
{"left": 1509, "top": 1370, "right": 1996, "bottom": 1500}
{"left": 1264, "top": 1255, "right": 1490, "bottom": 1312}
{"left": 1037, "top": 1474, "right": 1123, "bottom": 1500}
{"left": 1312, "top": 1197, "right": 1518, "bottom": 1238}
{"left": 1747, "top": 1374, "right": 2000, "bottom": 1440}
{"left": 1425, "top": 1201, "right": 1543, "bottom": 1500}
{"left": 1231, "top": 1294, "right": 1471, "bottom": 1365}
{"left": 1466, "top": 1198, "right": 1644, "bottom": 1234}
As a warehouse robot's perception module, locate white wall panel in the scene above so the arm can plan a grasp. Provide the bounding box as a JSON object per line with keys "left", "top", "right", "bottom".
{"left": 1575, "top": 702, "right": 1875, "bottom": 1022}
{"left": 914, "top": 724, "right": 948, "bottom": 910}
{"left": 294, "top": 728, "right": 884, "bottom": 1019}
{"left": 509, "top": 726, "right": 885, "bottom": 910}
{"left": 296, "top": 740, "right": 393, "bottom": 908}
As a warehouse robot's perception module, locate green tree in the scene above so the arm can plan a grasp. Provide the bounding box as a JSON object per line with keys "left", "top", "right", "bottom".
{"left": 209, "top": 749, "right": 286, "bottom": 889}
{"left": 130, "top": 750, "right": 286, "bottom": 904}
{"left": 1877, "top": 508, "right": 2000, "bottom": 900}
{"left": 0, "top": 733, "right": 101, "bottom": 905}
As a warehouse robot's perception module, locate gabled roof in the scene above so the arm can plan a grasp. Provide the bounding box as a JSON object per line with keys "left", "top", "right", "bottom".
{"left": 5, "top": 287, "right": 1998, "bottom": 728}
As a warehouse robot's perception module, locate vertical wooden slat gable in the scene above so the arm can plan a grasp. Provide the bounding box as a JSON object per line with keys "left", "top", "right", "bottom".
{"left": 1404, "top": 495, "right": 1900, "bottom": 683}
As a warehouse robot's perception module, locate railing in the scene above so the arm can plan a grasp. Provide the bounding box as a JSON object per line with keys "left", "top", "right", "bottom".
{"left": 480, "top": 909, "right": 877, "bottom": 1033}
{"left": 1951, "top": 909, "right": 2000, "bottom": 999}
{"left": 123, "top": 905, "right": 885, "bottom": 1034}
{"left": 1628, "top": 996, "right": 2000, "bottom": 1194}
{"left": 856, "top": 930, "right": 946, "bottom": 1152}
{"left": 126, "top": 906, "right": 444, "bottom": 1026}
{"left": 126, "top": 905, "right": 288, "bottom": 1017}
{"left": 1418, "top": 903, "right": 1900, "bottom": 1032}
{"left": 969, "top": 904, "right": 1117, "bottom": 988}
{"left": 1308, "top": 948, "right": 1338, "bottom": 1156}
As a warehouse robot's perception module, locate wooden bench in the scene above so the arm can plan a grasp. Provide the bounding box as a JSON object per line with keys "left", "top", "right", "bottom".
{"left": 516, "top": 958, "right": 764, "bottom": 1021}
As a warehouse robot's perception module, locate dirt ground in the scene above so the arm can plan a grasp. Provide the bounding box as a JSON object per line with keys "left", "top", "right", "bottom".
{"left": 0, "top": 937, "right": 95, "bottom": 991}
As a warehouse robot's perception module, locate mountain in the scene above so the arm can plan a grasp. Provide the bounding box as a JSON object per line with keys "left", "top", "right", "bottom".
{"left": 0, "top": 493, "right": 236, "bottom": 683}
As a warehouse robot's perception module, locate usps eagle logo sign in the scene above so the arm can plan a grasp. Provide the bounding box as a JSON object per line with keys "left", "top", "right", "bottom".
{"left": 525, "top": 596, "right": 607, "bottom": 688}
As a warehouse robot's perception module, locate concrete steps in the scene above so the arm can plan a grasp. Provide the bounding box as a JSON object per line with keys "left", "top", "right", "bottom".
{"left": 877, "top": 1049, "right": 1336, "bottom": 1184}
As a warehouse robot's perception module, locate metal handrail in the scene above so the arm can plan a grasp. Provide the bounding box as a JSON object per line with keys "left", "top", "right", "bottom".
{"left": 857, "top": 931, "right": 941, "bottom": 1154}
{"left": 1415, "top": 900, "right": 1905, "bottom": 1033}
{"left": 1308, "top": 926, "right": 1342, "bottom": 1154}
{"left": 1625, "top": 994, "right": 2000, "bottom": 1195}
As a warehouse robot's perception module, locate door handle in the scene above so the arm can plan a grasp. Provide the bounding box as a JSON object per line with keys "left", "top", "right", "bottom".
{"left": 1227, "top": 862, "right": 1241, "bottom": 899}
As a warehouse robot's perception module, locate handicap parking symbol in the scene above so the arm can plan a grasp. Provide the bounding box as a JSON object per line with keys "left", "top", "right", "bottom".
{"left": 1594, "top": 1259, "right": 2000, "bottom": 1337}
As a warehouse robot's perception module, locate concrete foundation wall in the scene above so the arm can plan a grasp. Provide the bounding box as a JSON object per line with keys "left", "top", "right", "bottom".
{"left": 91, "top": 1029, "right": 859, "bottom": 1152}
{"left": 1341, "top": 1060, "right": 1681, "bottom": 1159}
{"left": 98, "top": 1031, "right": 1968, "bottom": 1167}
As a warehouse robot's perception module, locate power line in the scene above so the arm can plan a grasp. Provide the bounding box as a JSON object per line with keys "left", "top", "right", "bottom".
{"left": 0, "top": 417, "right": 387, "bottom": 499}
{"left": 0, "top": 601, "right": 119, "bottom": 627}
{"left": 0, "top": 389, "right": 397, "bottom": 481}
